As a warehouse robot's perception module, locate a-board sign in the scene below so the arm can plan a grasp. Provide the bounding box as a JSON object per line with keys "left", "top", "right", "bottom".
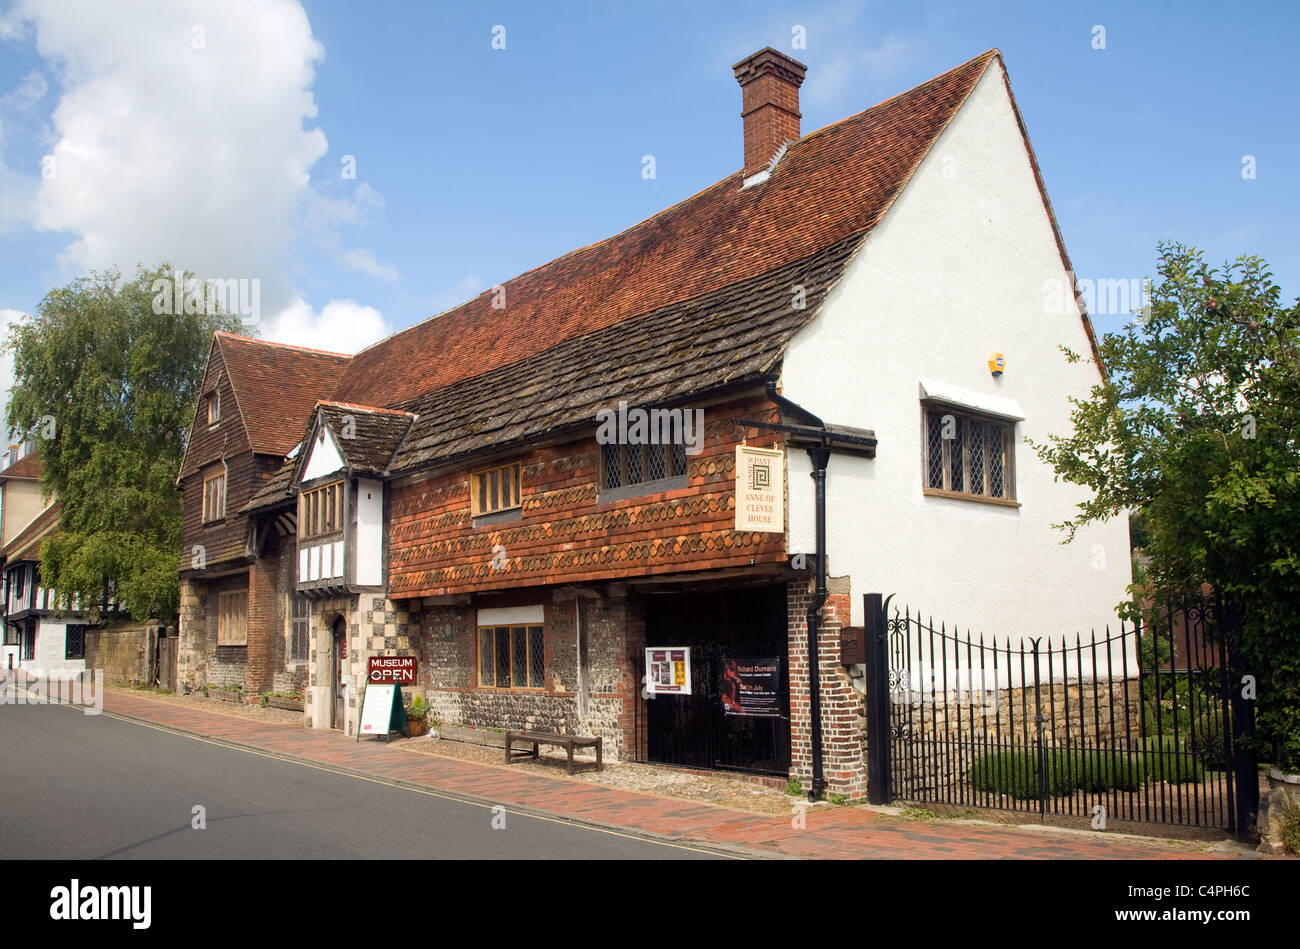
{"left": 357, "top": 682, "right": 406, "bottom": 740}
{"left": 368, "top": 655, "right": 417, "bottom": 684}
{"left": 644, "top": 647, "right": 692, "bottom": 695}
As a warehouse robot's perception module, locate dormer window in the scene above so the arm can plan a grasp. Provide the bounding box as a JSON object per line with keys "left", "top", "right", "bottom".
{"left": 300, "top": 480, "right": 344, "bottom": 540}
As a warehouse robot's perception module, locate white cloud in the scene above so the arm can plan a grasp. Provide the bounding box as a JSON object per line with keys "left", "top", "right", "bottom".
{"left": 262, "top": 298, "right": 389, "bottom": 355}
{"left": 0, "top": 71, "right": 48, "bottom": 236}
{"left": 0, "top": 308, "right": 30, "bottom": 439}
{"left": 6, "top": 0, "right": 333, "bottom": 314}
{"left": 804, "top": 34, "right": 911, "bottom": 109}
{"left": 339, "top": 247, "right": 399, "bottom": 283}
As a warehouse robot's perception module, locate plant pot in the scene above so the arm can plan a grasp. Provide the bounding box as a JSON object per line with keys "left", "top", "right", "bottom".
{"left": 266, "top": 696, "right": 304, "bottom": 712}
{"left": 407, "top": 719, "right": 428, "bottom": 737}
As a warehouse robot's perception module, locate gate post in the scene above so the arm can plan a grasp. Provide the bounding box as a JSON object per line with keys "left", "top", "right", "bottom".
{"left": 864, "top": 593, "right": 891, "bottom": 805}
{"left": 1222, "top": 596, "right": 1258, "bottom": 842}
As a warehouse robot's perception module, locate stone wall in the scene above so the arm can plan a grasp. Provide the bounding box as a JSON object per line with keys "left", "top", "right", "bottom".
{"left": 414, "top": 585, "right": 636, "bottom": 759}
{"left": 86, "top": 619, "right": 158, "bottom": 687}
{"left": 178, "top": 572, "right": 249, "bottom": 691}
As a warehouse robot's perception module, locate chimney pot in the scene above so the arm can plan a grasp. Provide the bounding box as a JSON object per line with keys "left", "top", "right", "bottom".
{"left": 733, "top": 47, "right": 807, "bottom": 182}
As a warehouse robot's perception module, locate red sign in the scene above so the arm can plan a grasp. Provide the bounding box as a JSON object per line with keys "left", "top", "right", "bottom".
{"left": 368, "top": 656, "right": 417, "bottom": 684}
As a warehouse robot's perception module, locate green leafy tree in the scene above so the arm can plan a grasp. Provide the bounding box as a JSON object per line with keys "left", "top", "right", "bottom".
{"left": 1033, "top": 243, "right": 1300, "bottom": 770}
{"left": 5, "top": 264, "right": 245, "bottom": 620}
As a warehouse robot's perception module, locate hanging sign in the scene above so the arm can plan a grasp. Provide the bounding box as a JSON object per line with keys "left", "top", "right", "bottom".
{"left": 735, "top": 445, "right": 783, "bottom": 533}
{"left": 357, "top": 682, "right": 407, "bottom": 740}
{"left": 721, "top": 656, "right": 782, "bottom": 717}
{"left": 368, "top": 655, "right": 417, "bottom": 684}
{"left": 644, "top": 647, "right": 692, "bottom": 695}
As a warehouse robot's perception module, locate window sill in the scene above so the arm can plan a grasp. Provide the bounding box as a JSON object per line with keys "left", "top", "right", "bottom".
{"left": 476, "top": 685, "right": 546, "bottom": 693}
{"left": 597, "top": 474, "right": 688, "bottom": 505}
{"left": 922, "top": 486, "right": 1020, "bottom": 508}
{"left": 300, "top": 531, "right": 345, "bottom": 543}
{"left": 473, "top": 507, "right": 523, "bottom": 528}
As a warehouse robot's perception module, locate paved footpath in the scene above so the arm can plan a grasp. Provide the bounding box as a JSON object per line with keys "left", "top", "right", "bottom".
{"left": 96, "top": 689, "right": 1245, "bottom": 860}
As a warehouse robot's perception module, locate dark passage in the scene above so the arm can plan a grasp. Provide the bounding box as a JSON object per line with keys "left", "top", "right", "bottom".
{"left": 644, "top": 584, "right": 790, "bottom": 775}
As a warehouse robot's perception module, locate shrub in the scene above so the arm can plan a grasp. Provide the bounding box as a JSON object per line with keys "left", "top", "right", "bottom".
{"left": 1280, "top": 796, "right": 1300, "bottom": 856}
{"left": 1140, "top": 737, "right": 1206, "bottom": 784}
{"left": 407, "top": 695, "right": 430, "bottom": 722}
{"left": 969, "top": 750, "right": 1066, "bottom": 799}
{"left": 970, "top": 748, "right": 1147, "bottom": 799}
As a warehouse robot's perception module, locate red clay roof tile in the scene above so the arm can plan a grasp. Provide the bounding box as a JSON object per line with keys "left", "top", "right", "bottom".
{"left": 331, "top": 50, "right": 1001, "bottom": 409}
{"left": 216, "top": 333, "right": 352, "bottom": 456}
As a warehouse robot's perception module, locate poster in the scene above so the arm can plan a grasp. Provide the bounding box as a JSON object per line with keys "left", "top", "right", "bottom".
{"left": 721, "top": 656, "right": 782, "bottom": 717}
{"left": 644, "top": 647, "right": 692, "bottom": 695}
{"left": 735, "top": 445, "right": 784, "bottom": 533}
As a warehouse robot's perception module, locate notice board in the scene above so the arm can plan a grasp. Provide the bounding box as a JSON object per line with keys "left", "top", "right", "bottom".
{"left": 357, "top": 682, "right": 406, "bottom": 740}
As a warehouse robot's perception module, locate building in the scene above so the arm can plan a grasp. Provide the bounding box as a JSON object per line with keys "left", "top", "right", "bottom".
{"left": 175, "top": 332, "right": 350, "bottom": 696}
{"left": 177, "top": 48, "right": 1131, "bottom": 800}
{"left": 0, "top": 450, "right": 101, "bottom": 672}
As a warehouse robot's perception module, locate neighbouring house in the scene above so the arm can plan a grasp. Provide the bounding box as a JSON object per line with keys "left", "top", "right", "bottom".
{"left": 177, "top": 48, "right": 1131, "bottom": 801}
{"left": 175, "top": 332, "right": 351, "bottom": 697}
{"left": 0, "top": 448, "right": 106, "bottom": 673}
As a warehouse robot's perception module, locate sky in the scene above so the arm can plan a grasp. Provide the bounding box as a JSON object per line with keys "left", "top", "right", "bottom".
{"left": 0, "top": 0, "right": 1296, "bottom": 425}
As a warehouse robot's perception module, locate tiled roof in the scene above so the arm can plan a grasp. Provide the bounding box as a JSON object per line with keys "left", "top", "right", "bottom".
{"left": 245, "top": 459, "right": 297, "bottom": 512}
{"left": 317, "top": 403, "right": 416, "bottom": 476}
{"left": 2, "top": 501, "right": 61, "bottom": 562}
{"left": 0, "top": 452, "right": 41, "bottom": 480}
{"left": 217, "top": 334, "right": 352, "bottom": 456}
{"left": 245, "top": 403, "right": 415, "bottom": 511}
{"left": 331, "top": 50, "right": 1000, "bottom": 409}
{"left": 389, "top": 233, "right": 864, "bottom": 473}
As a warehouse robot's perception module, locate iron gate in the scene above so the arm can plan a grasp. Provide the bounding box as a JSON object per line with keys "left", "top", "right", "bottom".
{"left": 632, "top": 645, "right": 790, "bottom": 775}
{"left": 863, "top": 592, "right": 1257, "bottom": 837}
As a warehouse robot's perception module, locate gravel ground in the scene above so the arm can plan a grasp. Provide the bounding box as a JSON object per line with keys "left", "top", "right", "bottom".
{"left": 396, "top": 732, "right": 798, "bottom": 816}
{"left": 106, "top": 686, "right": 305, "bottom": 726}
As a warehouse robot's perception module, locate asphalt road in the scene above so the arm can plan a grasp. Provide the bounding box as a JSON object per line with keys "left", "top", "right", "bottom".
{"left": 0, "top": 700, "right": 723, "bottom": 860}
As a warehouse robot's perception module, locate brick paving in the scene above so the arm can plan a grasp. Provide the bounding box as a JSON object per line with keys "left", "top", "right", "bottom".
{"left": 97, "top": 689, "right": 1243, "bottom": 860}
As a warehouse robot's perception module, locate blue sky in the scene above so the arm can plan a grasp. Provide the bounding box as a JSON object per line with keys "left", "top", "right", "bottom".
{"left": 0, "top": 0, "right": 1296, "bottom": 372}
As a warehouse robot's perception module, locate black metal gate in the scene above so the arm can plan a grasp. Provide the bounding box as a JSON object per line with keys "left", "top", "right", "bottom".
{"left": 633, "top": 585, "right": 790, "bottom": 776}
{"left": 863, "top": 592, "right": 1257, "bottom": 837}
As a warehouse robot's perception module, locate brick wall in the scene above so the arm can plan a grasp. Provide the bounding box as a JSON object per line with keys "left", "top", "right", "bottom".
{"left": 246, "top": 550, "right": 279, "bottom": 693}
{"left": 788, "top": 576, "right": 867, "bottom": 799}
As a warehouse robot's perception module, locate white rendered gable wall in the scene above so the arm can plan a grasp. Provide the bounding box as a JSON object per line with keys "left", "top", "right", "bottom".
{"left": 301, "top": 425, "right": 345, "bottom": 482}
{"left": 780, "top": 62, "right": 1132, "bottom": 639}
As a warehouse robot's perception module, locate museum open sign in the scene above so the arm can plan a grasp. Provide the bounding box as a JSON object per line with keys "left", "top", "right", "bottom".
{"left": 368, "top": 656, "right": 417, "bottom": 684}
{"left": 735, "top": 445, "right": 783, "bottom": 533}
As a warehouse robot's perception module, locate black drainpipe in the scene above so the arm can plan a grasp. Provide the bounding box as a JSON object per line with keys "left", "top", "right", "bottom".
{"left": 765, "top": 382, "right": 830, "bottom": 802}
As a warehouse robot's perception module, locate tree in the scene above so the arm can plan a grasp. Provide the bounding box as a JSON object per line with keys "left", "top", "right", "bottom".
{"left": 5, "top": 264, "right": 245, "bottom": 620}
{"left": 1033, "top": 243, "right": 1300, "bottom": 770}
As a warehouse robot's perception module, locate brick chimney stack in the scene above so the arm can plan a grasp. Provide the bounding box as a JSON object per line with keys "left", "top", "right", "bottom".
{"left": 733, "top": 47, "right": 808, "bottom": 181}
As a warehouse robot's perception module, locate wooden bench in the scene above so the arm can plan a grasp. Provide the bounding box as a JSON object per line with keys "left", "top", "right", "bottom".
{"left": 504, "top": 730, "right": 603, "bottom": 775}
